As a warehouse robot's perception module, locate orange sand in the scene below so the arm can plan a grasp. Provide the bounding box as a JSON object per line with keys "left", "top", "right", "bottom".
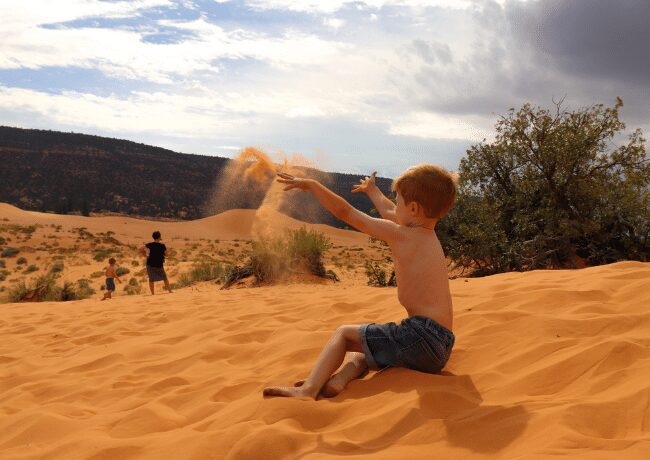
{"left": 1, "top": 207, "right": 649, "bottom": 458}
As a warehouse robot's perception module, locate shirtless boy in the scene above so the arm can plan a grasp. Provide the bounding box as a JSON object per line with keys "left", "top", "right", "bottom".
{"left": 263, "top": 165, "right": 457, "bottom": 399}
{"left": 102, "top": 257, "right": 121, "bottom": 300}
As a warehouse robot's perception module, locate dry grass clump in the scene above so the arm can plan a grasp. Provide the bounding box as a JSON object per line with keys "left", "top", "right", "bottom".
{"left": 6, "top": 274, "right": 96, "bottom": 303}
{"left": 223, "top": 227, "right": 336, "bottom": 288}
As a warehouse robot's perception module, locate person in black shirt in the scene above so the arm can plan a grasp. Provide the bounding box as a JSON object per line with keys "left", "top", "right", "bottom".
{"left": 139, "top": 231, "right": 173, "bottom": 295}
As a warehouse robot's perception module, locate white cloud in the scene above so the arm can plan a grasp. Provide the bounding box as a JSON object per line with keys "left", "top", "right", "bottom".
{"left": 388, "top": 111, "right": 493, "bottom": 141}
{"left": 244, "top": 0, "right": 476, "bottom": 14}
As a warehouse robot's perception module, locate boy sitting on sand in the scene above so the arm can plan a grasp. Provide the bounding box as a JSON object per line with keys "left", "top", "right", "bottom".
{"left": 102, "top": 257, "right": 121, "bottom": 300}
{"left": 264, "top": 165, "right": 457, "bottom": 399}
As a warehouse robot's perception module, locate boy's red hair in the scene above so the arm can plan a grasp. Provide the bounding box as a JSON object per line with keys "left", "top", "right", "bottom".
{"left": 392, "top": 164, "right": 458, "bottom": 219}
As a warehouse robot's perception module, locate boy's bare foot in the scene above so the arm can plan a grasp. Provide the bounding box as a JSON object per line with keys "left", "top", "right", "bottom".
{"left": 263, "top": 385, "right": 317, "bottom": 400}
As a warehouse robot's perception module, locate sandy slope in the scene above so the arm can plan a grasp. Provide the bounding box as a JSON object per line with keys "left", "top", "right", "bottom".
{"left": 1, "top": 205, "right": 649, "bottom": 458}
{"left": 0, "top": 203, "right": 367, "bottom": 246}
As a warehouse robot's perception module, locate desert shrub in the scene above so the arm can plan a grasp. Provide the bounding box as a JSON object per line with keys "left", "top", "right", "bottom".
{"left": 0, "top": 260, "right": 5, "bottom": 268}
{"left": 250, "top": 238, "right": 289, "bottom": 283}
{"left": 0, "top": 269, "right": 9, "bottom": 281}
{"left": 364, "top": 262, "right": 396, "bottom": 287}
{"left": 75, "top": 279, "right": 95, "bottom": 299}
{"left": 1, "top": 247, "right": 19, "bottom": 258}
{"left": 60, "top": 282, "right": 77, "bottom": 301}
{"left": 247, "top": 227, "right": 333, "bottom": 283}
{"left": 0, "top": 236, "right": 5, "bottom": 245}
{"left": 365, "top": 262, "right": 387, "bottom": 287}
{"left": 131, "top": 260, "right": 139, "bottom": 267}
{"left": 93, "top": 248, "right": 119, "bottom": 262}
{"left": 439, "top": 98, "right": 649, "bottom": 275}
{"left": 50, "top": 262, "right": 64, "bottom": 273}
{"left": 124, "top": 278, "right": 142, "bottom": 295}
{"left": 24, "top": 264, "right": 38, "bottom": 273}
{"left": 16, "top": 257, "right": 27, "bottom": 265}
{"left": 8, "top": 281, "right": 29, "bottom": 302}
{"left": 90, "top": 270, "right": 104, "bottom": 278}
{"left": 8, "top": 274, "right": 58, "bottom": 302}
{"left": 172, "top": 263, "right": 226, "bottom": 289}
{"left": 189, "top": 263, "right": 225, "bottom": 282}
{"left": 115, "top": 267, "right": 130, "bottom": 276}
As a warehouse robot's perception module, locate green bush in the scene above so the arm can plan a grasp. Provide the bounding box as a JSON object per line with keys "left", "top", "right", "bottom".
{"left": 24, "top": 264, "right": 38, "bottom": 273}
{"left": 16, "top": 257, "right": 27, "bottom": 265}
{"left": 0, "top": 236, "right": 5, "bottom": 245}
{"left": 0, "top": 260, "right": 5, "bottom": 268}
{"left": 115, "top": 267, "right": 130, "bottom": 276}
{"left": 131, "top": 260, "right": 139, "bottom": 267}
{"left": 1, "top": 247, "right": 19, "bottom": 258}
{"left": 439, "top": 98, "right": 650, "bottom": 275}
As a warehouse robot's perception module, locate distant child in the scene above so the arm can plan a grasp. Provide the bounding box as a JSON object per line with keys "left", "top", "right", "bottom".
{"left": 102, "top": 257, "right": 122, "bottom": 300}
{"left": 264, "top": 165, "right": 457, "bottom": 399}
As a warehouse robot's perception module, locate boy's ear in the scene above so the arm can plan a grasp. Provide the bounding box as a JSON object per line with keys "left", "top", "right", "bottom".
{"left": 408, "top": 201, "right": 419, "bottom": 215}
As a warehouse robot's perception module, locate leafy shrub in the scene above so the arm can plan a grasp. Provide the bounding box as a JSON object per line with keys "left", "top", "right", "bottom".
{"left": 0, "top": 269, "right": 9, "bottom": 281}
{"left": 0, "top": 260, "right": 5, "bottom": 268}
{"left": 115, "top": 267, "right": 130, "bottom": 276}
{"left": 90, "top": 270, "right": 104, "bottom": 278}
{"left": 24, "top": 264, "right": 38, "bottom": 273}
{"left": 131, "top": 260, "right": 139, "bottom": 267}
{"left": 16, "top": 257, "right": 27, "bottom": 265}
{"left": 1, "top": 247, "right": 19, "bottom": 258}
{"left": 439, "top": 98, "right": 650, "bottom": 275}
{"left": 0, "top": 236, "right": 5, "bottom": 245}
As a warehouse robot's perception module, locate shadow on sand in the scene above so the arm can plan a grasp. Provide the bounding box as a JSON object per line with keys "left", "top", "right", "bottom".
{"left": 296, "top": 369, "right": 529, "bottom": 457}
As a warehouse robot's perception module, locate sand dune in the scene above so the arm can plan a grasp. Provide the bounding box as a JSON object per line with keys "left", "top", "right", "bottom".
{"left": 0, "top": 203, "right": 366, "bottom": 246}
{"left": 1, "top": 205, "right": 649, "bottom": 458}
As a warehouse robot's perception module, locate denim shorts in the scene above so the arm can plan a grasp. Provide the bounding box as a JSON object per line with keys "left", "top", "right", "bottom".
{"left": 359, "top": 316, "right": 455, "bottom": 374}
{"left": 105, "top": 278, "right": 116, "bottom": 292}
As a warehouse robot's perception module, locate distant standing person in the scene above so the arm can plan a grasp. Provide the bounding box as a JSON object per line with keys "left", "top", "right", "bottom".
{"left": 139, "top": 231, "right": 173, "bottom": 295}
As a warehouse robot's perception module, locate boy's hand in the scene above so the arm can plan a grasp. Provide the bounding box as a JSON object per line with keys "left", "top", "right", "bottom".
{"left": 277, "top": 172, "right": 312, "bottom": 192}
{"left": 351, "top": 171, "right": 377, "bottom": 194}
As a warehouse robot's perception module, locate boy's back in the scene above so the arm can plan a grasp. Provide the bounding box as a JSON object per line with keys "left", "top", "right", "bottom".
{"left": 391, "top": 226, "right": 453, "bottom": 330}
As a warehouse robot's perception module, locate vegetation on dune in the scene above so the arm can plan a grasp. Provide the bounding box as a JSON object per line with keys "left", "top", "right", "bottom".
{"left": 6, "top": 274, "right": 95, "bottom": 302}
{"left": 171, "top": 262, "right": 229, "bottom": 289}
{"left": 364, "top": 261, "right": 396, "bottom": 287}
{"left": 223, "top": 227, "right": 337, "bottom": 288}
{"left": 438, "top": 98, "right": 649, "bottom": 276}
{"left": 1, "top": 247, "right": 19, "bottom": 258}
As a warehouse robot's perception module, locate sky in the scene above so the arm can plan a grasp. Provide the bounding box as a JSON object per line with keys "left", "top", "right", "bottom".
{"left": 0, "top": 0, "right": 648, "bottom": 177}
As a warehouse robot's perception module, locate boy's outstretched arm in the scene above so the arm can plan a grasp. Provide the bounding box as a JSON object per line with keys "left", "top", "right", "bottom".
{"left": 351, "top": 171, "right": 397, "bottom": 223}
{"left": 278, "top": 173, "right": 401, "bottom": 243}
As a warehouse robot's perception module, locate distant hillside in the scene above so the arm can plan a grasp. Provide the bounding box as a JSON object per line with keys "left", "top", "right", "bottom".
{"left": 0, "top": 126, "right": 392, "bottom": 228}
